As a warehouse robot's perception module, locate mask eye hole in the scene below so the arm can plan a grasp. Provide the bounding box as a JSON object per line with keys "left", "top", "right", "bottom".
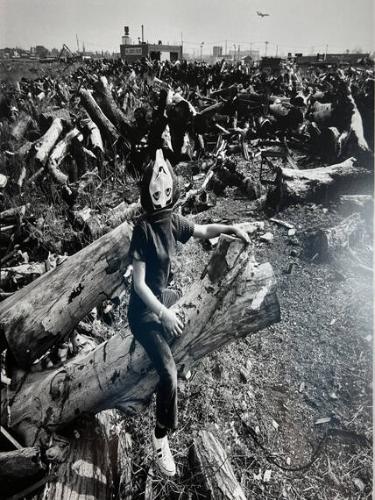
{"left": 165, "top": 188, "right": 171, "bottom": 197}
{"left": 153, "top": 191, "right": 161, "bottom": 200}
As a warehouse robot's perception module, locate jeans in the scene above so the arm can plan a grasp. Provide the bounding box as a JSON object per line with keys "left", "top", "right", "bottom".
{"left": 128, "top": 289, "right": 180, "bottom": 431}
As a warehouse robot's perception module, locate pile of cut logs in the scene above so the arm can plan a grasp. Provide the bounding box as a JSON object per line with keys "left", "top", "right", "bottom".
{"left": 0, "top": 57, "right": 373, "bottom": 498}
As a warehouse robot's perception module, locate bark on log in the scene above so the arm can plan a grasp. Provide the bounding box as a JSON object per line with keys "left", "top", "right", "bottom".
{"left": 303, "top": 213, "right": 364, "bottom": 260}
{"left": 116, "top": 428, "right": 133, "bottom": 500}
{"left": 267, "top": 157, "right": 373, "bottom": 209}
{"left": 0, "top": 446, "right": 46, "bottom": 482}
{"left": 0, "top": 205, "right": 27, "bottom": 224}
{"left": 82, "top": 116, "right": 104, "bottom": 154}
{"left": 190, "top": 430, "right": 246, "bottom": 500}
{"left": 348, "top": 93, "right": 370, "bottom": 152}
{"left": 0, "top": 262, "right": 47, "bottom": 288}
{"left": 48, "top": 128, "right": 83, "bottom": 185}
{"left": 34, "top": 118, "right": 64, "bottom": 167}
{"left": 71, "top": 206, "right": 102, "bottom": 241}
{"left": 41, "top": 108, "right": 72, "bottom": 128}
{"left": 98, "top": 411, "right": 133, "bottom": 500}
{"left": 95, "top": 77, "right": 131, "bottom": 145}
{"left": 10, "top": 113, "right": 34, "bottom": 142}
{"left": 1, "top": 235, "right": 280, "bottom": 445}
{"left": 79, "top": 88, "right": 120, "bottom": 145}
{"left": 0, "top": 221, "right": 133, "bottom": 368}
{"left": 37, "top": 415, "right": 113, "bottom": 500}
{"left": 105, "top": 201, "right": 142, "bottom": 229}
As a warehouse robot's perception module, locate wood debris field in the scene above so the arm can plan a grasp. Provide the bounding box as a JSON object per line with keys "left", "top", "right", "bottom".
{"left": 0, "top": 57, "right": 373, "bottom": 499}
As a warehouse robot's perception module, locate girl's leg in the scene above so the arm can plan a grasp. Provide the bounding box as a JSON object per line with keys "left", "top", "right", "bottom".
{"left": 134, "top": 322, "right": 178, "bottom": 432}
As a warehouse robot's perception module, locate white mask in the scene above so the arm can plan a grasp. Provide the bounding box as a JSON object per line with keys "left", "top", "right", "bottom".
{"left": 149, "top": 149, "right": 173, "bottom": 210}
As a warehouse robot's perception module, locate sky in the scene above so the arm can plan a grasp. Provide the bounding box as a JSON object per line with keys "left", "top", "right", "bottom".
{"left": 0, "top": 0, "right": 374, "bottom": 56}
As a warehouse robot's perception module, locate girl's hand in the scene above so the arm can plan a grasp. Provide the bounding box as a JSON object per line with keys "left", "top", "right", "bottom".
{"left": 232, "top": 226, "right": 250, "bottom": 243}
{"left": 160, "top": 307, "right": 184, "bottom": 337}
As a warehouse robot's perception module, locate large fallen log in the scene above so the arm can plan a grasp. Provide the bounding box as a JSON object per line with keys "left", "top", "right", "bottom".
{"left": 1, "top": 235, "right": 280, "bottom": 445}
{"left": 82, "top": 116, "right": 104, "bottom": 155}
{"left": 34, "top": 118, "right": 64, "bottom": 166}
{"left": 0, "top": 446, "right": 46, "bottom": 482}
{"left": 0, "top": 221, "right": 133, "bottom": 368}
{"left": 303, "top": 213, "right": 365, "bottom": 262}
{"left": 79, "top": 88, "right": 120, "bottom": 145}
{"left": 267, "top": 157, "right": 373, "bottom": 209}
{"left": 95, "top": 77, "right": 131, "bottom": 145}
{"left": 48, "top": 128, "right": 83, "bottom": 184}
{"left": 190, "top": 430, "right": 246, "bottom": 500}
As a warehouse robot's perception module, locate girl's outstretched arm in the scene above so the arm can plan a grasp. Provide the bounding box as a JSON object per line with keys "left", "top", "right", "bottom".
{"left": 193, "top": 223, "right": 250, "bottom": 243}
{"left": 132, "top": 259, "right": 184, "bottom": 337}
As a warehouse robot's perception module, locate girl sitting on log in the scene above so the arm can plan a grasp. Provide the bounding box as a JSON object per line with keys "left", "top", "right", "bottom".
{"left": 127, "top": 149, "right": 249, "bottom": 477}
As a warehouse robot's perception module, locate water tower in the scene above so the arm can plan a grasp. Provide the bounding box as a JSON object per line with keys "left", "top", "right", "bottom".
{"left": 122, "top": 26, "right": 132, "bottom": 45}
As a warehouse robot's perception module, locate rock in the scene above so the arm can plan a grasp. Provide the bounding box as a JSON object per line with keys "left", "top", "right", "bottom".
{"left": 353, "top": 478, "right": 365, "bottom": 492}
{"left": 239, "top": 368, "right": 249, "bottom": 383}
{"left": 260, "top": 232, "right": 274, "bottom": 243}
{"left": 0, "top": 174, "right": 8, "bottom": 188}
{"left": 288, "top": 236, "right": 300, "bottom": 246}
{"left": 263, "top": 470, "right": 272, "bottom": 482}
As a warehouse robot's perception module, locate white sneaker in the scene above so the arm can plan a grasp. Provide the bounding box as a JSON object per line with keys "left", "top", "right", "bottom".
{"left": 152, "top": 433, "right": 176, "bottom": 477}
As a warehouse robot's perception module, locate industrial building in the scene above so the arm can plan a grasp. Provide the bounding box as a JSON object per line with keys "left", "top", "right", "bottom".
{"left": 120, "top": 26, "right": 183, "bottom": 63}
{"left": 213, "top": 46, "right": 223, "bottom": 58}
{"left": 294, "top": 52, "right": 371, "bottom": 67}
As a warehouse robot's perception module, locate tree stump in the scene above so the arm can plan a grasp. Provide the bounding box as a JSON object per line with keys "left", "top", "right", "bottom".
{"left": 190, "top": 430, "right": 246, "bottom": 500}
{"left": 38, "top": 415, "right": 113, "bottom": 500}
{"left": 303, "top": 213, "right": 364, "bottom": 260}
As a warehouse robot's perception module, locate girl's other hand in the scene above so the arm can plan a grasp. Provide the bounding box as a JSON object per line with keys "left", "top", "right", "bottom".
{"left": 160, "top": 307, "right": 184, "bottom": 337}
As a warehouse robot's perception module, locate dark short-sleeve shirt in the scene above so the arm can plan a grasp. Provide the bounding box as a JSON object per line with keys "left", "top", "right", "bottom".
{"left": 128, "top": 209, "right": 194, "bottom": 323}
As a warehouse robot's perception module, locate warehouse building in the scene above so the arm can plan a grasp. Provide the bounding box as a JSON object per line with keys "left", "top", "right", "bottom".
{"left": 120, "top": 26, "right": 182, "bottom": 63}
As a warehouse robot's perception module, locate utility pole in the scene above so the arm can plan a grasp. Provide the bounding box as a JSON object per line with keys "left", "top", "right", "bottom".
{"left": 76, "top": 34, "right": 79, "bottom": 53}
{"left": 225, "top": 40, "right": 227, "bottom": 56}
{"left": 264, "top": 40, "right": 269, "bottom": 57}
{"left": 276, "top": 44, "right": 278, "bottom": 57}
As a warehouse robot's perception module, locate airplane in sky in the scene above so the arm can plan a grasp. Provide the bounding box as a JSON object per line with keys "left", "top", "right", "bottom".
{"left": 256, "top": 11, "right": 270, "bottom": 17}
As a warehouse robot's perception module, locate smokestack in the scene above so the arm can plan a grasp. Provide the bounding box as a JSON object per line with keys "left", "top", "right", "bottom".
{"left": 141, "top": 24, "right": 144, "bottom": 43}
